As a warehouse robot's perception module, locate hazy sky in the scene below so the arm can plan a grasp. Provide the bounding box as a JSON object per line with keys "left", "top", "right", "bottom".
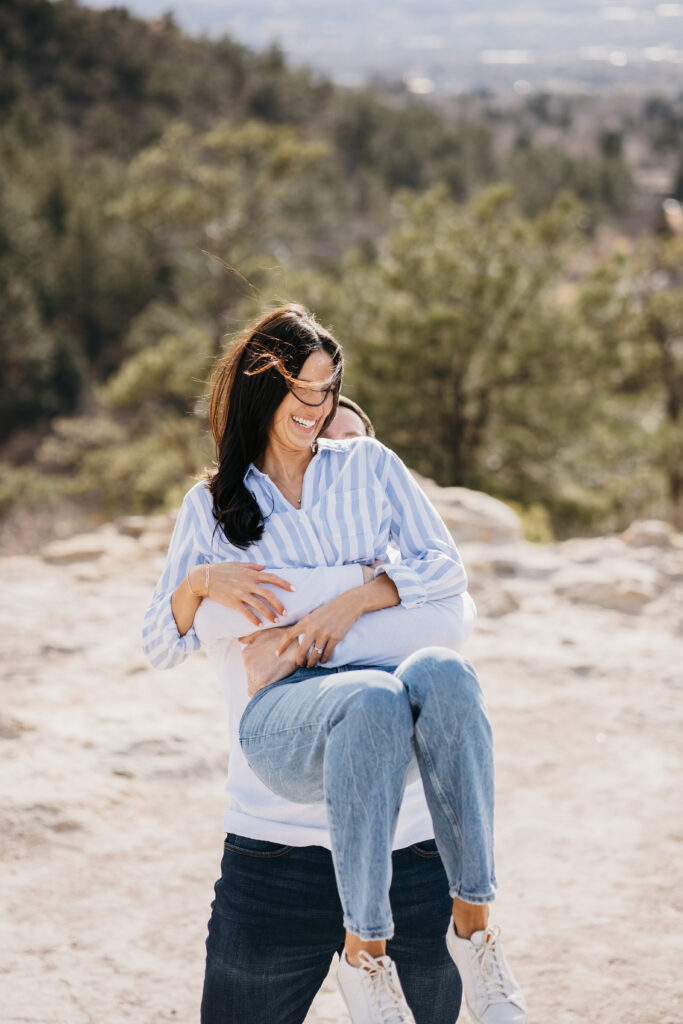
{"left": 78, "top": 1, "right": 683, "bottom": 90}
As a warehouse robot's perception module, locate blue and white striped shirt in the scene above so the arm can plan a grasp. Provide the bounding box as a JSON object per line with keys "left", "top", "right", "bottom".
{"left": 142, "top": 437, "right": 468, "bottom": 670}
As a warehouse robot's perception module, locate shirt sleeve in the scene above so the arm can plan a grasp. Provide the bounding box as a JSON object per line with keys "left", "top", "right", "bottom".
{"left": 373, "top": 444, "right": 468, "bottom": 608}
{"left": 141, "top": 488, "right": 208, "bottom": 670}
{"left": 328, "top": 592, "right": 477, "bottom": 669}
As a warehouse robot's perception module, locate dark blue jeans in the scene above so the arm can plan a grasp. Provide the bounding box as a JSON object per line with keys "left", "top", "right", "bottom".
{"left": 200, "top": 834, "right": 463, "bottom": 1024}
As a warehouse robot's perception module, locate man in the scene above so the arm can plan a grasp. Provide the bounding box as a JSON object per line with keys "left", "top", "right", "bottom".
{"left": 322, "top": 395, "right": 375, "bottom": 440}
{"left": 197, "top": 397, "right": 470, "bottom": 1024}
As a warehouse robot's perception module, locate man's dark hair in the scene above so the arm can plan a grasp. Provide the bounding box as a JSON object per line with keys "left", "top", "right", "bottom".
{"left": 337, "top": 395, "right": 375, "bottom": 437}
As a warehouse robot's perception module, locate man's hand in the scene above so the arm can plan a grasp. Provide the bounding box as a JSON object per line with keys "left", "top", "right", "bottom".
{"left": 239, "top": 626, "right": 299, "bottom": 698}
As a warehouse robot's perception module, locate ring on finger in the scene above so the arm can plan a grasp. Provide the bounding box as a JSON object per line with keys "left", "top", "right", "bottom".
{"left": 313, "top": 645, "right": 324, "bottom": 655}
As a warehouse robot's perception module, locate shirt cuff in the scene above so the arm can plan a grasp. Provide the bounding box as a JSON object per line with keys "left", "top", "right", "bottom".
{"left": 373, "top": 562, "right": 427, "bottom": 609}
{"left": 159, "top": 594, "right": 201, "bottom": 657}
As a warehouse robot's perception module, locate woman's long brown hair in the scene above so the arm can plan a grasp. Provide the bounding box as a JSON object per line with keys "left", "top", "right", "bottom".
{"left": 204, "top": 303, "right": 343, "bottom": 548}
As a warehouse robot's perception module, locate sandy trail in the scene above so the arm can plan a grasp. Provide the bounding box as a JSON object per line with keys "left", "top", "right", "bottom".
{"left": 1, "top": 528, "right": 681, "bottom": 1023}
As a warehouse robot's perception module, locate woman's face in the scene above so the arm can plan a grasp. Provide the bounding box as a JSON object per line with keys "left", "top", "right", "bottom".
{"left": 268, "top": 349, "right": 338, "bottom": 453}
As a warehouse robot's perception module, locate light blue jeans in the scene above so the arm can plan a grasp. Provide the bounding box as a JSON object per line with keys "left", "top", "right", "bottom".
{"left": 239, "top": 647, "right": 497, "bottom": 940}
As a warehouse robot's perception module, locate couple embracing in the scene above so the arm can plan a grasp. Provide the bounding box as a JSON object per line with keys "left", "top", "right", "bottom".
{"left": 143, "top": 303, "right": 527, "bottom": 1024}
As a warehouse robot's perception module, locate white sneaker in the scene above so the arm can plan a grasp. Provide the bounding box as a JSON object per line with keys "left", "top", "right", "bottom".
{"left": 446, "top": 919, "right": 527, "bottom": 1024}
{"left": 337, "top": 948, "right": 416, "bottom": 1024}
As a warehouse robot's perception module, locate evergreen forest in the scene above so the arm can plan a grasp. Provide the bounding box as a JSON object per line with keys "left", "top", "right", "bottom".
{"left": 1, "top": 0, "right": 682, "bottom": 543}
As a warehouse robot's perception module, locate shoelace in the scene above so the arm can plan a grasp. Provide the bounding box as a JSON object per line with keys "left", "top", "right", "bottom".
{"left": 357, "top": 951, "right": 415, "bottom": 1024}
{"left": 472, "top": 926, "right": 514, "bottom": 1007}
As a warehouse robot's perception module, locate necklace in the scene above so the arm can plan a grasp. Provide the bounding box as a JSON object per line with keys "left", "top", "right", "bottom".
{"left": 272, "top": 477, "right": 303, "bottom": 508}
{"left": 263, "top": 442, "right": 316, "bottom": 510}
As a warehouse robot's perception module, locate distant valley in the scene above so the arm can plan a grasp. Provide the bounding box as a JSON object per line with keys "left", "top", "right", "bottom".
{"left": 80, "top": 0, "right": 683, "bottom": 92}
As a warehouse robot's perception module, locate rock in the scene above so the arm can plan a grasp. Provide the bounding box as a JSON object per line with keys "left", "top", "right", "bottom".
{"left": 656, "top": 553, "right": 683, "bottom": 583}
{"left": 468, "top": 576, "right": 521, "bottom": 617}
{"left": 461, "top": 540, "right": 563, "bottom": 580}
{"left": 138, "top": 530, "right": 175, "bottom": 554}
{"left": 51, "top": 819, "right": 83, "bottom": 833}
{"left": 41, "top": 529, "right": 139, "bottom": 565}
{"left": 558, "top": 535, "right": 629, "bottom": 564}
{"left": 41, "top": 534, "right": 110, "bottom": 564}
{"left": 0, "top": 715, "right": 32, "bottom": 740}
{"left": 412, "top": 473, "right": 522, "bottom": 544}
{"left": 68, "top": 564, "right": 105, "bottom": 582}
{"left": 115, "top": 514, "right": 173, "bottom": 538}
{"left": 41, "top": 515, "right": 174, "bottom": 565}
{"left": 620, "top": 519, "right": 678, "bottom": 548}
{"left": 553, "top": 560, "right": 664, "bottom": 614}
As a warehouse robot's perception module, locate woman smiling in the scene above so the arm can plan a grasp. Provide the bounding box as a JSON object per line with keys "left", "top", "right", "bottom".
{"left": 142, "top": 303, "right": 526, "bottom": 1024}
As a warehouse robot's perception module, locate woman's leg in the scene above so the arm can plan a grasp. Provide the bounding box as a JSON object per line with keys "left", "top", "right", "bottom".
{"left": 240, "top": 650, "right": 497, "bottom": 936}
{"left": 393, "top": 648, "right": 526, "bottom": 1024}
{"left": 239, "top": 667, "right": 415, "bottom": 941}
{"left": 393, "top": 646, "right": 497, "bottom": 913}
{"left": 240, "top": 652, "right": 522, "bottom": 1023}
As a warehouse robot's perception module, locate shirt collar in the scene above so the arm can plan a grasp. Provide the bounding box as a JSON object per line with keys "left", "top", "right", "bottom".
{"left": 243, "top": 462, "right": 262, "bottom": 485}
{"left": 243, "top": 438, "right": 344, "bottom": 485}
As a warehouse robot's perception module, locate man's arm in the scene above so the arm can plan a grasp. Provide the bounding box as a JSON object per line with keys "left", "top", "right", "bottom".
{"left": 240, "top": 589, "right": 477, "bottom": 696}
{"left": 192, "top": 564, "right": 365, "bottom": 648}
{"left": 196, "top": 559, "right": 476, "bottom": 677}
{"left": 326, "top": 592, "right": 477, "bottom": 668}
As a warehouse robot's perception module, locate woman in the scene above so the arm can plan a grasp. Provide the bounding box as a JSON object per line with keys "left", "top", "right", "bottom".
{"left": 142, "top": 304, "right": 526, "bottom": 1024}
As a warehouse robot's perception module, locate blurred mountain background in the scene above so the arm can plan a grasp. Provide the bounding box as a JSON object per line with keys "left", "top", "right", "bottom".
{"left": 0, "top": 0, "right": 682, "bottom": 547}
{"left": 82, "top": 0, "right": 683, "bottom": 93}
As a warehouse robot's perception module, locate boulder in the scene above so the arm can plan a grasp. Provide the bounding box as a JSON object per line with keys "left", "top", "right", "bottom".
{"left": 620, "top": 519, "right": 679, "bottom": 549}
{"left": 461, "top": 540, "right": 563, "bottom": 580}
{"left": 41, "top": 526, "right": 139, "bottom": 565}
{"left": 468, "top": 576, "right": 521, "bottom": 617}
{"left": 553, "top": 560, "right": 664, "bottom": 614}
{"left": 558, "top": 535, "right": 629, "bottom": 564}
{"left": 412, "top": 473, "right": 523, "bottom": 544}
{"left": 138, "top": 530, "right": 176, "bottom": 554}
{"left": 115, "top": 514, "right": 172, "bottom": 538}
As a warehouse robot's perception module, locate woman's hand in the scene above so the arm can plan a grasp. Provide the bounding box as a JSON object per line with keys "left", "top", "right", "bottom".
{"left": 239, "top": 626, "right": 300, "bottom": 697}
{"left": 238, "top": 561, "right": 397, "bottom": 668}
{"left": 241, "top": 590, "right": 363, "bottom": 669}
{"left": 190, "top": 561, "right": 295, "bottom": 627}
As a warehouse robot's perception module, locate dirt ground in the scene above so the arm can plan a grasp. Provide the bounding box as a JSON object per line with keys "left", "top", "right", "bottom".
{"left": 1, "top": 531, "right": 682, "bottom": 1023}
